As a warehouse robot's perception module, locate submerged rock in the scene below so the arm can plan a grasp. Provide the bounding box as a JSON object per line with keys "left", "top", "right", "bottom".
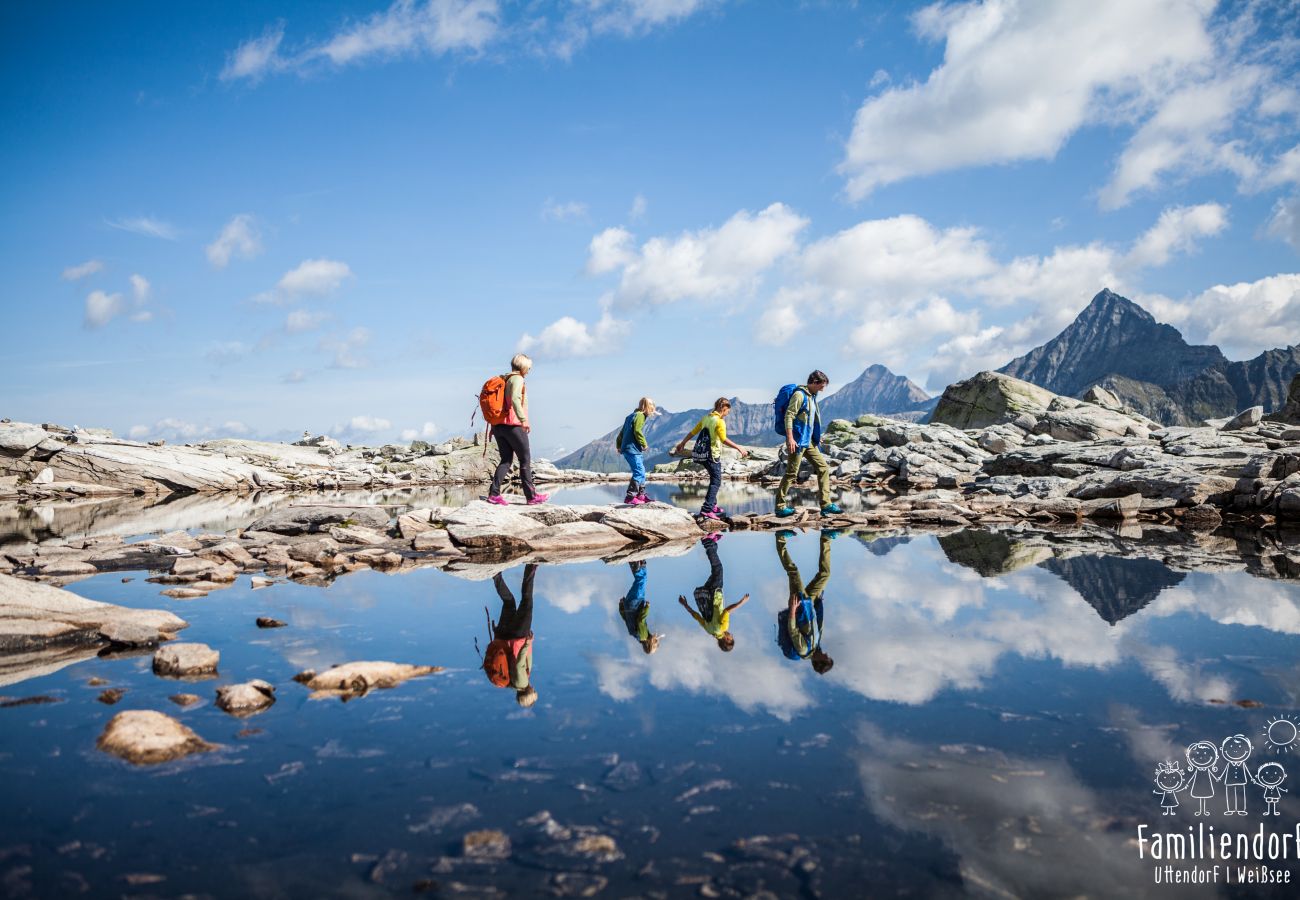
{"left": 295, "top": 661, "right": 442, "bottom": 699}
{"left": 215, "top": 680, "right": 276, "bottom": 717}
{"left": 96, "top": 709, "right": 216, "bottom": 765}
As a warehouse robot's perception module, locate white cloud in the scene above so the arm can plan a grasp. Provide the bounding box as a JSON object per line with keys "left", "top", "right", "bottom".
{"left": 223, "top": 420, "right": 250, "bottom": 435}
{"left": 541, "top": 198, "right": 588, "bottom": 222}
{"left": 223, "top": 0, "right": 499, "bottom": 82}
{"left": 282, "top": 368, "right": 307, "bottom": 384}
{"left": 61, "top": 259, "right": 103, "bottom": 281}
{"left": 543, "top": 0, "right": 715, "bottom": 59}
{"left": 401, "top": 421, "right": 439, "bottom": 441}
{"left": 105, "top": 216, "right": 178, "bottom": 240}
{"left": 285, "top": 309, "right": 330, "bottom": 333}
{"left": 1266, "top": 195, "right": 1300, "bottom": 253}
{"left": 1263, "top": 144, "right": 1300, "bottom": 189}
{"left": 847, "top": 298, "right": 982, "bottom": 369}
{"left": 257, "top": 259, "right": 353, "bottom": 303}
{"left": 221, "top": 23, "right": 287, "bottom": 82}
{"left": 346, "top": 415, "right": 391, "bottom": 432}
{"left": 841, "top": 0, "right": 1217, "bottom": 198}
{"left": 1157, "top": 273, "right": 1300, "bottom": 360}
{"left": 321, "top": 326, "right": 371, "bottom": 368}
{"left": 84, "top": 291, "right": 123, "bottom": 329}
{"left": 628, "top": 194, "right": 647, "bottom": 220}
{"left": 129, "top": 273, "right": 151, "bottom": 303}
{"left": 755, "top": 286, "right": 814, "bottom": 347}
{"left": 1123, "top": 202, "right": 1228, "bottom": 267}
{"left": 518, "top": 309, "right": 629, "bottom": 359}
{"left": 206, "top": 214, "right": 263, "bottom": 268}
{"left": 600, "top": 202, "right": 808, "bottom": 307}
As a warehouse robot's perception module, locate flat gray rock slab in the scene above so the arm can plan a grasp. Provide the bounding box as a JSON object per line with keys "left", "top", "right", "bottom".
{"left": 245, "top": 505, "right": 390, "bottom": 536}
{"left": 0, "top": 574, "right": 187, "bottom": 652}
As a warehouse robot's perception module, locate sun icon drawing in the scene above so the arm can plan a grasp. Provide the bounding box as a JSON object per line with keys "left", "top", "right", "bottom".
{"left": 1263, "top": 715, "right": 1300, "bottom": 753}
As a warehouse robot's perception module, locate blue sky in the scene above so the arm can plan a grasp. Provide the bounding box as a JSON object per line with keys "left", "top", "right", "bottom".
{"left": 3, "top": 0, "right": 1299, "bottom": 457}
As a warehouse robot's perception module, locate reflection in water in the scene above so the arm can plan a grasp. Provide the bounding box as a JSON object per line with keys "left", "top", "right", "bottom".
{"left": 482, "top": 563, "right": 538, "bottom": 708}
{"left": 775, "top": 530, "right": 834, "bottom": 674}
{"left": 679, "top": 535, "right": 750, "bottom": 652}
{"left": 1042, "top": 555, "right": 1185, "bottom": 625}
{"left": 617, "top": 561, "right": 660, "bottom": 654}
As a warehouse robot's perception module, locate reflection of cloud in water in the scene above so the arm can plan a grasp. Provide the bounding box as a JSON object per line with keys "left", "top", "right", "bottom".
{"left": 540, "top": 571, "right": 623, "bottom": 614}
{"left": 851, "top": 722, "right": 1212, "bottom": 899}
{"left": 1141, "top": 575, "right": 1300, "bottom": 634}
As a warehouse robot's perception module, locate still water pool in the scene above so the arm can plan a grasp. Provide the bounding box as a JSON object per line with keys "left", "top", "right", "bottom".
{"left": 3, "top": 488, "right": 1300, "bottom": 898}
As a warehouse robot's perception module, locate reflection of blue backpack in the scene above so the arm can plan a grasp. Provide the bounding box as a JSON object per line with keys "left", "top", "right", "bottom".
{"left": 773, "top": 384, "right": 808, "bottom": 436}
{"left": 776, "top": 597, "right": 821, "bottom": 660}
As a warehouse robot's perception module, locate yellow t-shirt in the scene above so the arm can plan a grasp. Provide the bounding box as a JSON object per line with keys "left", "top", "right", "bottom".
{"left": 687, "top": 412, "right": 727, "bottom": 458}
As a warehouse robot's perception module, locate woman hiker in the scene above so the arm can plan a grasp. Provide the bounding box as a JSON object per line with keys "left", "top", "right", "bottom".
{"left": 487, "top": 353, "right": 548, "bottom": 506}
{"left": 616, "top": 397, "right": 656, "bottom": 505}
{"left": 671, "top": 397, "right": 748, "bottom": 521}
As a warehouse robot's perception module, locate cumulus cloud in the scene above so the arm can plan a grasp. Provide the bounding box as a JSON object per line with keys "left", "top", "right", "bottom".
{"left": 1266, "top": 194, "right": 1300, "bottom": 253}
{"left": 321, "top": 326, "right": 371, "bottom": 368}
{"left": 596, "top": 203, "right": 808, "bottom": 307}
{"left": 1123, "top": 202, "right": 1229, "bottom": 267}
{"left": 222, "top": 0, "right": 499, "bottom": 82}
{"left": 400, "top": 421, "right": 438, "bottom": 442}
{"left": 345, "top": 415, "right": 391, "bottom": 432}
{"left": 106, "top": 216, "right": 178, "bottom": 240}
{"left": 285, "top": 308, "right": 330, "bottom": 334}
{"left": 541, "top": 198, "right": 588, "bottom": 222}
{"left": 1153, "top": 273, "right": 1300, "bottom": 360}
{"left": 847, "top": 298, "right": 982, "bottom": 368}
{"left": 61, "top": 259, "right": 103, "bottom": 281}
{"left": 256, "top": 258, "right": 353, "bottom": 303}
{"left": 206, "top": 214, "right": 263, "bottom": 268}
{"left": 128, "top": 418, "right": 245, "bottom": 443}
{"left": 518, "top": 309, "right": 629, "bottom": 359}
{"left": 84, "top": 291, "right": 123, "bottom": 329}
{"left": 628, "top": 194, "right": 647, "bottom": 221}
{"left": 129, "top": 273, "right": 150, "bottom": 302}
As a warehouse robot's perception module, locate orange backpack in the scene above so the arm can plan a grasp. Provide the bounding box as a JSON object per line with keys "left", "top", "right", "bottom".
{"left": 478, "top": 373, "right": 523, "bottom": 427}
{"left": 482, "top": 639, "right": 511, "bottom": 687}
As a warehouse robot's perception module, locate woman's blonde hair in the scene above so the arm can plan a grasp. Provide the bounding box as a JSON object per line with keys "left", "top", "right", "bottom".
{"left": 510, "top": 353, "right": 533, "bottom": 374}
{"left": 712, "top": 397, "right": 731, "bottom": 413}
{"left": 637, "top": 397, "right": 656, "bottom": 414}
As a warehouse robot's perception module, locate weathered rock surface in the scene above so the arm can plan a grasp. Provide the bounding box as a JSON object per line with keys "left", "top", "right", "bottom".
{"left": 598, "top": 503, "right": 703, "bottom": 541}
{"left": 215, "top": 679, "right": 276, "bottom": 716}
{"left": 296, "top": 661, "right": 442, "bottom": 699}
{"left": 96, "top": 709, "right": 217, "bottom": 765}
{"left": 246, "top": 505, "right": 390, "bottom": 536}
{"left": 0, "top": 574, "right": 186, "bottom": 651}
{"left": 152, "top": 642, "right": 219, "bottom": 678}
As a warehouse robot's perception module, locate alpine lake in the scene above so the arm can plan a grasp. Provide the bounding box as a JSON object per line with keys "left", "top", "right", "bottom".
{"left": 3, "top": 481, "right": 1300, "bottom": 899}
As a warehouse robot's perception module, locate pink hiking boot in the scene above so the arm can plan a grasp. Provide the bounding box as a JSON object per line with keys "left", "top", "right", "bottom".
{"left": 527, "top": 493, "right": 550, "bottom": 505}
{"left": 487, "top": 495, "right": 510, "bottom": 506}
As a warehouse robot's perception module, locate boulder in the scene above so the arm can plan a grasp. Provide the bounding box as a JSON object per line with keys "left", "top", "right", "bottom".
{"left": 599, "top": 503, "right": 703, "bottom": 542}
{"left": 0, "top": 574, "right": 187, "bottom": 652}
{"left": 96, "top": 710, "right": 216, "bottom": 765}
{"left": 1222, "top": 406, "right": 1263, "bottom": 431}
{"left": 1082, "top": 385, "right": 1123, "bottom": 410}
{"left": 443, "top": 501, "right": 547, "bottom": 553}
{"left": 152, "top": 642, "right": 219, "bottom": 678}
{"left": 245, "top": 506, "right": 390, "bottom": 536}
{"left": 215, "top": 679, "right": 276, "bottom": 717}
{"left": 296, "top": 661, "right": 442, "bottom": 699}
{"left": 930, "top": 372, "right": 1058, "bottom": 430}
{"left": 523, "top": 521, "right": 633, "bottom": 555}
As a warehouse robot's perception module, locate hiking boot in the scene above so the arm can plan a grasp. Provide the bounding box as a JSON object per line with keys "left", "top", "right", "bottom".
{"left": 820, "top": 502, "right": 843, "bottom": 516}
{"left": 623, "top": 492, "right": 637, "bottom": 505}
{"left": 635, "top": 492, "right": 650, "bottom": 505}
{"left": 705, "top": 532, "right": 724, "bottom": 542}
{"left": 776, "top": 529, "right": 796, "bottom": 538}
{"left": 527, "top": 493, "right": 550, "bottom": 505}
{"left": 712, "top": 506, "right": 727, "bottom": 518}
{"left": 487, "top": 494, "right": 509, "bottom": 506}
{"left": 822, "top": 529, "right": 842, "bottom": 539}
{"left": 699, "top": 509, "right": 721, "bottom": 521}
{"left": 775, "top": 506, "right": 796, "bottom": 517}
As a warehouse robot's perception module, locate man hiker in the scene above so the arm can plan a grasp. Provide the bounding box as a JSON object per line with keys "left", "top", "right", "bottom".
{"left": 775, "top": 370, "right": 841, "bottom": 517}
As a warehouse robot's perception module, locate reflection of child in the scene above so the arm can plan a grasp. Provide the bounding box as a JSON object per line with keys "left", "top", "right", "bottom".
{"left": 1185, "top": 741, "right": 1219, "bottom": 817}
{"left": 1256, "top": 762, "right": 1288, "bottom": 816}
{"left": 679, "top": 535, "right": 749, "bottom": 651}
{"left": 618, "top": 561, "right": 660, "bottom": 654}
{"left": 1153, "top": 762, "right": 1186, "bottom": 816}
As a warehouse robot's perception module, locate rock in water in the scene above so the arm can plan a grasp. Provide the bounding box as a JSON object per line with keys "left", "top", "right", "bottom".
{"left": 215, "top": 679, "right": 276, "bottom": 716}
{"left": 598, "top": 504, "right": 703, "bottom": 541}
{"left": 152, "top": 642, "right": 219, "bottom": 678}
{"left": 96, "top": 710, "right": 216, "bottom": 765}
{"left": 0, "top": 574, "right": 187, "bottom": 652}
{"left": 296, "top": 661, "right": 442, "bottom": 699}
{"left": 255, "top": 617, "right": 286, "bottom": 629}
{"left": 245, "top": 505, "right": 390, "bottom": 536}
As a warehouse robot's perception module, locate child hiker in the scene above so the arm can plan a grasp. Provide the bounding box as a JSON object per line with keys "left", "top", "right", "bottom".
{"left": 672, "top": 397, "right": 748, "bottom": 521}
{"left": 678, "top": 534, "right": 749, "bottom": 651}
{"left": 616, "top": 397, "right": 655, "bottom": 505}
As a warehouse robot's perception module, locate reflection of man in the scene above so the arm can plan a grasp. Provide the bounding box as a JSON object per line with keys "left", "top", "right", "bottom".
{"left": 775, "top": 530, "right": 834, "bottom": 674}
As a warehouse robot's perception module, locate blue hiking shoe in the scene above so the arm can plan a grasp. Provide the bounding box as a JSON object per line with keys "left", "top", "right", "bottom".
{"left": 776, "top": 529, "right": 796, "bottom": 538}
{"left": 775, "top": 506, "right": 796, "bottom": 518}
{"left": 822, "top": 529, "right": 842, "bottom": 539}
{"left": 820, "top": 502, "right": 843, "bottom": 516}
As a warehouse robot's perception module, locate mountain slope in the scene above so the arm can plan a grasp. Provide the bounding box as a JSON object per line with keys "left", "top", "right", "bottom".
{"left": 819, "top": 364, "right": 935, "bottom": 422}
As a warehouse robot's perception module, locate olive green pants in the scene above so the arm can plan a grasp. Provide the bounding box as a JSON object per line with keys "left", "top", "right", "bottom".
{"left": 777, "top": 531, "right": 832, "bottom": 601}
{"left": 775, "top": 444, "right": 830, "bottom": 507}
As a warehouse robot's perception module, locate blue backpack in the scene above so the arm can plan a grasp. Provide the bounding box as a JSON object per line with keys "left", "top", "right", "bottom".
{"left": 773, "top": 384, "right": 808, "bottom": 436}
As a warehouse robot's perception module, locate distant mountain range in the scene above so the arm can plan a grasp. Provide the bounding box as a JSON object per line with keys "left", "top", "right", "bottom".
{"left": 999, "top": 288, "right": 1300, "bottom": 425}
{"left": 556, "top": 364, "right": 935, "bottom": 473}
{"left": 557, "top": 287, "right": 1299, "bottom": 471}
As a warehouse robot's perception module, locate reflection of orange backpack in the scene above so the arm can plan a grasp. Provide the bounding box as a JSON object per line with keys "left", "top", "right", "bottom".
{"left": 482, "top": 639, "right": 511, "bottom": 687}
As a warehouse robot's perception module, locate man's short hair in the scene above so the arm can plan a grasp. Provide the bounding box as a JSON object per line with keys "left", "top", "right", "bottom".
{"left": 807, "top": 370, "right": 829, "bottom": 385}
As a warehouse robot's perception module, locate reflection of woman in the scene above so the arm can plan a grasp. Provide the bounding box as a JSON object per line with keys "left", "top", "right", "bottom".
{"left": 618, "top": 561, "right": 660, "bottom": 654}
{"left": 482, "top": 564, "right": 538, "bottom": 707}
{"left": 679, "top": 535, "right": 749, "bottom": 651}
{"left": 775, "top": 530, "right": 834, "bottom": 674}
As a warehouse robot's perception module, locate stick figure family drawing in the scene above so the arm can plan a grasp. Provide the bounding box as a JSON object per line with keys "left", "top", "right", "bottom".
{"left": 1154, "top": 735, "right": 1288, "bottom": 816}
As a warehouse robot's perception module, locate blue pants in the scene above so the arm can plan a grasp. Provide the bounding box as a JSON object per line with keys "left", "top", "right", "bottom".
{"left": 623, "top": 447, "right": 646, "bottom": 495}
{"left": 700, "top": 459, "right": 722, "bottom": 513}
